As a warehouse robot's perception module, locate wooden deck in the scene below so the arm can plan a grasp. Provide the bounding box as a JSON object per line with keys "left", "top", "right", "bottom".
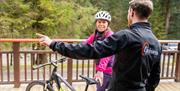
{"left": 0, "top": 81, "right": 179, "bottom": 91}
{"left": 156, "top": 80, "right": 180, "bottom": 91}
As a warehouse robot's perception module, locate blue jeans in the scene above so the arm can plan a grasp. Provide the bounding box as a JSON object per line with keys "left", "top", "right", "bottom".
{"left": 96, "top": 73, "right": 111, "bottom": 91}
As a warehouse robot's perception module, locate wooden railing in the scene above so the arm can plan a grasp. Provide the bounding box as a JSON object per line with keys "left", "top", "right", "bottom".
{"left": 0, "top": 39, "right": 180, "bottom": 87}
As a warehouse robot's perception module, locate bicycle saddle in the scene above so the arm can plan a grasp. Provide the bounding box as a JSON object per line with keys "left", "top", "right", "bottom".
{"left": 79, "top": 75, "right": 97, "bottom": 85}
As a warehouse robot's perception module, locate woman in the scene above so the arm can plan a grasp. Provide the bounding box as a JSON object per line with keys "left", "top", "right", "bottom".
{"left": 84, "top": 11, "right": 114, "bottom": 91}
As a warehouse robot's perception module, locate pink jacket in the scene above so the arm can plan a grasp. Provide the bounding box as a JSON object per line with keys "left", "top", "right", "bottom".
{"left": 84, "top": 30, "right": 114, "bottom": 75}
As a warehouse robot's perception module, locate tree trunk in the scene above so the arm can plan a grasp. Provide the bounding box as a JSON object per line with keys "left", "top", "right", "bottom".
{"left": 32, "top": 43, "right": 48, "bottom": 65}
{"left": 165, "top": 0, "right": 171, "bottom": 38}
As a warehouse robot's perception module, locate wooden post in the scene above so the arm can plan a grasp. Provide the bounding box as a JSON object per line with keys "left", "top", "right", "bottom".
{"left": 13, "top": 42, "right": 20, "bottom": 87}
{"left": 67, "top": 58, "right": 73, "bottom": 85}
{"left": 175, "top": 43, "right": 180, "bottom": 82}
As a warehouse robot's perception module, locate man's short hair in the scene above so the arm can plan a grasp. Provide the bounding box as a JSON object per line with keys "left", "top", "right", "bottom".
{"left": 129, "top": 0, "right": 153, "bottom": 19}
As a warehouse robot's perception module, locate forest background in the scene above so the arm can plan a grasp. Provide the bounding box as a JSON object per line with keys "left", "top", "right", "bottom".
{"left": 0, "top": 0, "right": 180, "bottom": 48}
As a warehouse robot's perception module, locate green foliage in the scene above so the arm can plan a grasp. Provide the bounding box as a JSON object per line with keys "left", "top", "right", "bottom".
{"left": 168, "top": 1, "right": 180, "bottom": 39}
{"left": 150, "top": 0, "right": 166, "bottom": 39}
{"left": 0, "top": 0, "right": 97, "bottom": 39}
{"left": 107, "top": 0, "right": 129, "bottom": 31}
{"left": 0, "top": 0, "right": 178, "bottom": 39}
{"left": 0, "top": 0, "right": 32, "bottom": 38}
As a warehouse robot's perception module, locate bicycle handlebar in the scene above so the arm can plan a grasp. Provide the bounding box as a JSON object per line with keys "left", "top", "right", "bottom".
{"left": 32, "top": 57, "right": 66, "bottom": 70}
{"left": 79, "top": 75, "right": 97, "bottom": 85}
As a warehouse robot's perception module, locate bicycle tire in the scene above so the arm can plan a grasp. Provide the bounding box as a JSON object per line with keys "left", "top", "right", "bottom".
{"left": 26, "top": 81, "right": 53, "bottom": 91}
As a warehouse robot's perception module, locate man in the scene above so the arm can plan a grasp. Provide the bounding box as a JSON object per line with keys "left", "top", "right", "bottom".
{"left": 37, "top": 0, "right": 162, "bottom": 91}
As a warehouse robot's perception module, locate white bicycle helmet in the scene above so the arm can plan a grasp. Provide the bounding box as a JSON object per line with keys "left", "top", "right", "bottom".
{"left": 95, "top": 11, "right": 111, "bottom": 22}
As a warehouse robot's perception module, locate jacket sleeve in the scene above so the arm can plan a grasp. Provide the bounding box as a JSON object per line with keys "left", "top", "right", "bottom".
{"left": 145, "top": 52, "right": 161, "bottom": 91}
{"left": 49, "top": 30, "right": 129, "bottom": 59}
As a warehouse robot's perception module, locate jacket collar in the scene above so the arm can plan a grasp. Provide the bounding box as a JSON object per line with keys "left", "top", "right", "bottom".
{"left": 129, "top": 22, "right": 151, "bottom": 30}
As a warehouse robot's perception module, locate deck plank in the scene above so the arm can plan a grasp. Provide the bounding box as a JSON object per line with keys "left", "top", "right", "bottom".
{"left": 156, "top": 81, "right": 180, "bottom": 91}
{"left": 0, "top": 81, "right": 179, "bottom": 91}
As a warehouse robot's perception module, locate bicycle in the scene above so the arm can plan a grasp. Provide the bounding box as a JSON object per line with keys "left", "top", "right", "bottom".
{"left": 26, "top": 58, "right": 97, "bottom": 91}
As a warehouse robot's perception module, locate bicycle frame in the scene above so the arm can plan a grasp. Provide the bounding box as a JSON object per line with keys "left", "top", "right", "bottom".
{"left": 31, "top": 58, "right": 97, "bottom": 91}
{"left": 48, "top": 65, "right": 76, "bottom": 91}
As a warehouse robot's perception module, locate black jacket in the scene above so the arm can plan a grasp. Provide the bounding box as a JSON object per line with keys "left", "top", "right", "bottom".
{"left": 50, "top": 22, "right": 162, "bottom": 91}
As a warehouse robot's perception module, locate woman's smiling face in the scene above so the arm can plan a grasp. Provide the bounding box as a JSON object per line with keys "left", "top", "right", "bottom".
{"left": 96, "top": 19, "right": 109, "bottom": 32}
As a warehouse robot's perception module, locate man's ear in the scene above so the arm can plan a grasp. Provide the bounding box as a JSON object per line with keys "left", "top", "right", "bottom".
{"left": 131, "top": 11, "right": 134, "bottom": 17}
{"left": 129, "top": 8, "right": 134, "bottom": 17}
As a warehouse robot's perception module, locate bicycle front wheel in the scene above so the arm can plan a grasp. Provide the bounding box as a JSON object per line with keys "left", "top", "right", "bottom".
{"left": 26, "top": 81, "right": 53, "bottom": 91}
